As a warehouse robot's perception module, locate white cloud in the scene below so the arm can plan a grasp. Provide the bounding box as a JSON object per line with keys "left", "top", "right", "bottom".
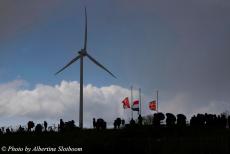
{"left": 0, "top": 80, "right": 133, "bottom": 127}
{"left": 0, "top": 80, "right": 228, "bottom": 128}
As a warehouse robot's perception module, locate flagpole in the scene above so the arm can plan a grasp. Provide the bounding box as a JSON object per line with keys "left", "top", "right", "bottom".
{"left": 156, "top": 90, "right": 159, "bottom": 113}
{"left": 123, "top": 103, "right": 125, "bottom": 123}
{"left": 131, "top": 86, "right": 133, "bottom": 120}
{"left": 139, "top": 88, "right": 141, "bottom": 116}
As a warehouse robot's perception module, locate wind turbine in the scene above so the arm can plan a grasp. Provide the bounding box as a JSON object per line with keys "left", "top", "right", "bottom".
{"left": 55, "top": 8, "right": 116, "bottom": 129}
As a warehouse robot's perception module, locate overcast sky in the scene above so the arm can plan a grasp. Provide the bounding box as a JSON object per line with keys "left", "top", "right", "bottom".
{"left": 0, "top": 0, "right": 230, "bottom": 128}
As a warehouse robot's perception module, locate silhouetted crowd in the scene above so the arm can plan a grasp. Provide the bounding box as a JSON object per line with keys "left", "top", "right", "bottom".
{"left": 0, "top": 119, "right": 76, "bottom": 134}
{"left": 112, "top": 113, "right": 230, "bottom": 129}
{"left": 113, "top": 118, "right": 125, "bottom": 129}
{"left": 152, "top": 113, "right": 187, "bottom": 128}
{"left": 190, "top": 113, "right": 228, "bottom": 128}
{"left": 1, "top": 113, "right": 230, "bottom": 134}
{"left": 150, "top": 112, "right": 230, "bottom": 129}
{"left": 93, "top": 118, "right": 107, "bottom": 129}
{"left": 59, "top": 119, "right": 76, "bottom": 132}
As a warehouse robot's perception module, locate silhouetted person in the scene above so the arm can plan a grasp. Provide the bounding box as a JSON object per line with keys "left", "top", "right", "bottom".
{"left": 96, "top": 118, "right": 106, "bottom": 130}
{"left": 116, "top": 118, "right": 121, "bottom": 128}
{"left": 153, "top": 112, "right": 165, "bottom": 127}
{"left": 27, "top": 121, "right": 35, "bottom": 132}
{"left": 113, "top": 118, "right": 121, "bottom": 129}
{"left": 138, "top": 115, "right": 143, "bottom": 126}
{"left": 177, "top": 114, "right": 187, "bottom": 128}
{"left": 44, "top": 121, "right": 48, "bottom": 131}
{"left": 102, "top": 120, "right": 107, "bottom": 129}
{"left": 204, "top": 113, "right": 213, "bottom": 128}
{"left": 6, "top": 128, "right": 11, "bottom": 134}
{"left": 1, "top": 127, "right": 4, "bottom": 133}
{"left": 70, "top": 120, "right": 76, "bottom": 129}
{"left": 197, "top": 114, "right": 205, "bottom": 127}
{"left": 17, "top": 125, "right": 25, "bottom": 133}
{"left": 49, "top": 126, "right": 54, "bottom": 132}
{"left": 114, "top": 120, "right": 118, "bottom": 129}
{"left": 64, "top": 120, "right": 76, "bottom": 131}
{"left": 228, "top": 116, "right": 230, "bottom": 128}
{"left": 219, "top": 114, "right": 227, "bottom": 128}
{"left": 93, "top": 118, "right": 96, "bottom": 129}
{"left": 35, "top": 124, "right": 43, "bottom": 133}
{"left": 130, "top": 118, "right": 136, "bottom": 127}
{"left": 190, "top": 115, "right": 196, "bottom": 127}
{"left": 190, "top": 114, "right": 205, "bottom": 128}
{"left": 166, "top": 113, "right": 176, "bottom": 128}
{"left": 59, "top": 119, "right": 64, "bottom": 132}
{"left": 121, "top": 119, "right": 125, "bottom": 127}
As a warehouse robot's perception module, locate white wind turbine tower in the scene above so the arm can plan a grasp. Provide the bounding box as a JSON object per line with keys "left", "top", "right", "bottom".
{"left": 55, "top": 8, "right": 116, "bottom": 129}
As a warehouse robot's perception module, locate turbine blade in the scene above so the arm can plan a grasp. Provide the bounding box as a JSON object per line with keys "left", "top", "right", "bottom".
{"left": 86, "top": 53, "right": 117, "bottom": 78}
{"left": 84, "top": 7, "right": 87, "bottom": 50}
{"left": 55, "top": 55, "right": 81, "bottom": 75}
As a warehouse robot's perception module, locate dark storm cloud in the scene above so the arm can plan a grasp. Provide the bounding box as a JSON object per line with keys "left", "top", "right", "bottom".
{"left": 0, "top": 0, "right": 63, "bottom": 44}
{"left": 122, "top": 1, "right": 230, "bottom": 95}
{"left": 112, "top": 0, "right": 230, "bottom": 114}
{"left": 156, "top": 0, "right": 230, "bottom": 97}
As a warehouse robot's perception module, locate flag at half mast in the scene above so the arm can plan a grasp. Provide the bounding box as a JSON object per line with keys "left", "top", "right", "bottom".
{"left": 149, "top": 100, "right": 157, "bottom": 111}
{"left": 132, "top": 100, "right": 139, "bottom": 111}
{"left": 122, "top": 97, "right": 130, "bottom": 109}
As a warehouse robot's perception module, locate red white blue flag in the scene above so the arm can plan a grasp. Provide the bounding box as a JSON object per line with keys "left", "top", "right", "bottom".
{"left": 132, "top": 100, "right": 139, "bottom": 111}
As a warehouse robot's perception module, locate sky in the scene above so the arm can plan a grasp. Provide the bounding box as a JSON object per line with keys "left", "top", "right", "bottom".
{"left": 0, "top": 0, "right": 230, "bottom": 128}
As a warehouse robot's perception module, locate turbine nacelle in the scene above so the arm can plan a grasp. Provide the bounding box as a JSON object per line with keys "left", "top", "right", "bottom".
{"left": 78, "top": 49, "right": 87, "bottom": 56}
